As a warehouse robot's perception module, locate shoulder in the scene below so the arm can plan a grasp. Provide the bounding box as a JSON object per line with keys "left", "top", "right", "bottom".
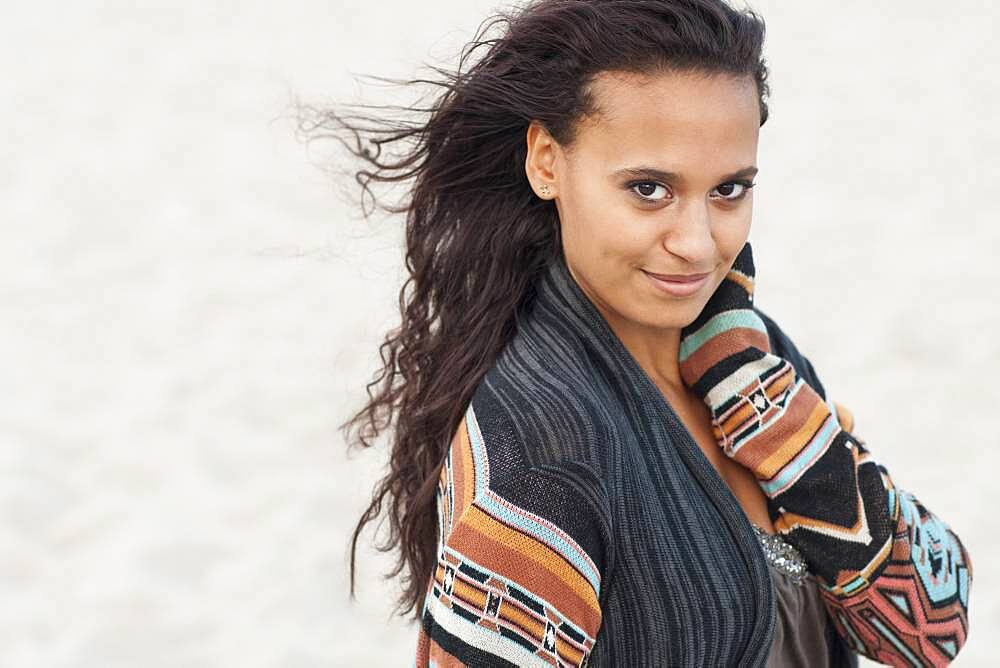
{"left": 419, "top": 397, "right": 613, "bottom": 665}
{"left": 470, "top": 341, "right": 619, "bottom": 478}
{"left": 461, "top": 379, "right": 614, "bottom": 545}
{"left": 445, "top": 366, "right": 617, "bottom": 577}
{"left": 754, "top": 306, "right": 827, "bottom": 401}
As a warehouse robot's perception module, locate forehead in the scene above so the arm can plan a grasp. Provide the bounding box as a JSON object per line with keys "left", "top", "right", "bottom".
{"left": 573, "top": 69, "right": 760, "bottom": 171}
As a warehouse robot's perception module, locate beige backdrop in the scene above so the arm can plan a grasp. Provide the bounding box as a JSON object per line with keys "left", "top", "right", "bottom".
{"left": 2, "top": 1, "right": 994, "bottom": 665}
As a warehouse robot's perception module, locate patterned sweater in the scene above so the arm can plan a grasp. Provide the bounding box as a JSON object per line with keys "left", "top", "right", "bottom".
{"left": 413, "top": 253, "right": 973, "bottom": 666}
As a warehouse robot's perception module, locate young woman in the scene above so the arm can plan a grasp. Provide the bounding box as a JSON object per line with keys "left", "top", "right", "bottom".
{"left": 326, "top": 1, "right": 974, "bottom": 664}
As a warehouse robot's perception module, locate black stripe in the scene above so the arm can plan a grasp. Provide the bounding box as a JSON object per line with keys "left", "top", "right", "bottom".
{"left": 421, "top": 607, "right": 521, "bottom": 667}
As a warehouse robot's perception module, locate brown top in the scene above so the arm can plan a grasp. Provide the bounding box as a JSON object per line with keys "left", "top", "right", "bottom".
{"left": 752, "top": 523, "right": 837, "bottom": 668}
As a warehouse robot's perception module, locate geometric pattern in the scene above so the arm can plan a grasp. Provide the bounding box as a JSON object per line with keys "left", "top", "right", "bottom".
{"left": 818, "top": 488, "right": 972, "bottom": 666}
{"left": 414, "top": 244, "right": 973, "bottom": 665}
{"left": 414, "top": 404, "right": 602, "bottom": 667}
{"left": 678, "top": 263, "right": 975, "bottom": 667}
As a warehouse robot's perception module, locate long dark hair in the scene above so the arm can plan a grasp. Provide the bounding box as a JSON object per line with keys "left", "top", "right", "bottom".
{"left": 304, "top": 0, "right": 771, "bottom": 621}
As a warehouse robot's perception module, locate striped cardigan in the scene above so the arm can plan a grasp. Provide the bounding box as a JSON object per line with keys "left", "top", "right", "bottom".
{"left": 414, "top": 251, "right": 973, "bottom": 666}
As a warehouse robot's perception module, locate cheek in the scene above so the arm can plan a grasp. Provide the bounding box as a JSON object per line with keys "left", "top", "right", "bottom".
{"left": 566, "top": 204, "right": 647, "bottom": 264}
{"left": 599, "top": 228, "right": 650, "bottom": 265}
{"left": 715, "top": 222, "right": 752, "bottom": 266}
{"left": 705, "top": 273, "right": 729, "bottom": 299}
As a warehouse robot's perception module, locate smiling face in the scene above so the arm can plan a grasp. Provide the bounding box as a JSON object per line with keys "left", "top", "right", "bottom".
{"left": 528, "top": 68, "right": 761, "bottom": 339}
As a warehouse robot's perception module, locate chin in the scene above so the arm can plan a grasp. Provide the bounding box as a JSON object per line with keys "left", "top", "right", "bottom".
{"left": 641, "top": 304, "right": 701, "bottom": 332}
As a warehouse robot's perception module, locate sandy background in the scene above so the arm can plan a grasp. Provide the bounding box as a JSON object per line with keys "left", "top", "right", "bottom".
{"left": 2, "top": 1, "right": 995, "bottom": 665}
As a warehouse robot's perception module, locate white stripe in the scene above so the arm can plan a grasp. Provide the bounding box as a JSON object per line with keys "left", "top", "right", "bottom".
{"left": 705, "top": 355, "right": 780, "bottom": 409}
{"left": 426, "top": 594, "right": 553, "bottom": 667}
{"left": 726, "top": 377, "right": 807, "bottom": 458}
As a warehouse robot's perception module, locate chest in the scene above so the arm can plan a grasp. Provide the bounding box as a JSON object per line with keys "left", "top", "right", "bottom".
{"left": 593, "top": 408, "right": 779, "bottom": 666}
{"left": 666, "top": 392, "right": 777, "bottom": 535}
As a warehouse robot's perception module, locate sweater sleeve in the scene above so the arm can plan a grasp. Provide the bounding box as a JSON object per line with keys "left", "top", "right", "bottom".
{"left": 414, "top": 404, "right": 611, "bottom": 668}
{"left": 720, "top": 309, "right": 974, "bottom": 666}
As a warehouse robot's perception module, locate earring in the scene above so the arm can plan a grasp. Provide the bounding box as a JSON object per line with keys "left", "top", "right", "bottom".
{"left": 539, "top": 184, "right": 551, "bottom": 197}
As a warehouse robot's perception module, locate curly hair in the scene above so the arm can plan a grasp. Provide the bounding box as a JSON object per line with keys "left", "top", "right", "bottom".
{"left": 300, "top": 0, "right": 771, "bottom": 622}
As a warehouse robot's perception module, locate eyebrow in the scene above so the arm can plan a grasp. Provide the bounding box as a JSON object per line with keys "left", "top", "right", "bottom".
{"left": 612, "top": 165, "right": 759, "bottom": 183}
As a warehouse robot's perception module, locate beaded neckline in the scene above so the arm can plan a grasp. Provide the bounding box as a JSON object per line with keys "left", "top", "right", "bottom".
{"left": 751, "top": 523, "right": 809, "bottom": 585}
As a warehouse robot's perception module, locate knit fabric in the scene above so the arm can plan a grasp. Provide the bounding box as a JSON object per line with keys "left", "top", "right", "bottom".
{"left": 413, "top": 250, "right": 973, "bottom": 667}
{"left": 678, "top": 242, "right": 973, "bottom": 666}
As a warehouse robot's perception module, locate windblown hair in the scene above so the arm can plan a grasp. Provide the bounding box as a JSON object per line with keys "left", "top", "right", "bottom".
{"left": 305, "top": 0, "right": 771, "bottom": 621}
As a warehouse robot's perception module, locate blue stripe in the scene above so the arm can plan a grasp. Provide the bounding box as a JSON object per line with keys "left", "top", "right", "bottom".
{"left": 464, "top": 405, "right": 602, "bottom": 596}
{"left": 839, "top": 576, "right": 869, "bottom": 595}
{"left": 679, "top": 309, "right": 768, "bottom": 362}
{"left": 760, "top": 403, "right": 838, "bottom": 496}
{"left": 868, "top": 615, "right": 924, "bottom": 665}
{"left": 836, "top": 612, "right": 866, "bottom": 654}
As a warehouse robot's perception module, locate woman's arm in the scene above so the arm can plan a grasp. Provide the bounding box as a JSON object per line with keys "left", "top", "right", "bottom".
{"left": 414, "top": 403, "right": 610, "bottom": 668}
{"left": 679, "top": 242, "right": 973, "bottom": 666}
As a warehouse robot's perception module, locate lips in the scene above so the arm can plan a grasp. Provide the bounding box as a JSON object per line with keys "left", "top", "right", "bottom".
{"left": 641, "top": 269, "right": 712, "bottom": 297}
{"left": 643, "top": 270, "right": 712, "bottom": 283}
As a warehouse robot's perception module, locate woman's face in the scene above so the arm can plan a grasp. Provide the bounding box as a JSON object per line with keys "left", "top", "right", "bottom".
{"left": 530, "top": 69, "right": 760, "bottom": 335}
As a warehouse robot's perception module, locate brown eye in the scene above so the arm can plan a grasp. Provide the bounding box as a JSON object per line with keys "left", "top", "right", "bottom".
{"left": 711, "top": 180, "right": 756, "bottom": 201}
{"left": 629, "top": 181, "right": 670, "bottom": 203}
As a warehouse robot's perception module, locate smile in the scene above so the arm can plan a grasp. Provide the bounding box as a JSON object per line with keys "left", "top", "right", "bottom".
{"left": 641, "top": 269, "right": 710, "bottom": 297}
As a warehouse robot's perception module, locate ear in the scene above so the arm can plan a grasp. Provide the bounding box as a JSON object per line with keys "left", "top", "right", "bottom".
{"left": 525, "top": 120, "right": 560, "bottom": 199}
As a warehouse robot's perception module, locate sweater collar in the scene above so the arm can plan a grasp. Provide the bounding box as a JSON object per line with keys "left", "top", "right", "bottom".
{"left": 527, "top": 250, "right": 778, "bottom": 662}
{"left": 531, "top": 251, "right": 660, "bottom": 398}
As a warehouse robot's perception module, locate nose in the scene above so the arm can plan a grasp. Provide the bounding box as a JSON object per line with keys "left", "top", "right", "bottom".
{"left": 660, "top": 198, "right": 715, "bottom": 263}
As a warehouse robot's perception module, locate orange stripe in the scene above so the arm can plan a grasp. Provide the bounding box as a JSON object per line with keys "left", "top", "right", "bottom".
{"left": 451, "top": 576, "right": 489, "bottom": 611}
{"left": 449, "top": 418, "right": 476, "bottom": 517}
{"left": 717, "top": 399, "right": 759, "bottom": 441}
{"left": 556, "top": 640, "right": 587, "bottom": 666}
{"left": 499, "top": 599, "right": 546, "bottom": 640}
{"left": 744, "top": 386, "right": 830, "bottom": 476}
{"left": 459, "top": 419, "right": 477, "bottom": 513}
{"left": 437, "top": 559, "right": 592, "bottom": 664}
{"left": 716, "top": 365, "right": 791, "bottom": 456}
{"left": 448, "top": 505, "right": 602, "bottom": 637}
{"left": 727, "top": 269, "right": 754, "bottom": 295}
{"left": 465, "top": 505, "right": 597, "bottom": 601}
{"left": 679, "top": 326, "right": 771, "bottom": 382}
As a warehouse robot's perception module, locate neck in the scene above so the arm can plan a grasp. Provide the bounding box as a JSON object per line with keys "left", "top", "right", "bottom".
{"left": 597, "top": 300, "right": 686, "bottom": 393}
{"left": 564, "top": 259, "right": 686, "bottom": 394}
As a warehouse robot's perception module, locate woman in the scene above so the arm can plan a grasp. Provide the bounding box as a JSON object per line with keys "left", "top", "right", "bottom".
{"left": 326, "top": 0, "right": 974, "bottom": 664}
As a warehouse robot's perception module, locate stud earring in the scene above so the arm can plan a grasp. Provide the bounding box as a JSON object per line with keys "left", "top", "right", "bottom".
{"left": 539, "top": 184, "right": 551, "bottom": 197}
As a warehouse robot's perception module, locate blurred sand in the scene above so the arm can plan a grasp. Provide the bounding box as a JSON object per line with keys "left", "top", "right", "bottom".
{"left": 1, "top": 1, "right": 995, "bottom": 665}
